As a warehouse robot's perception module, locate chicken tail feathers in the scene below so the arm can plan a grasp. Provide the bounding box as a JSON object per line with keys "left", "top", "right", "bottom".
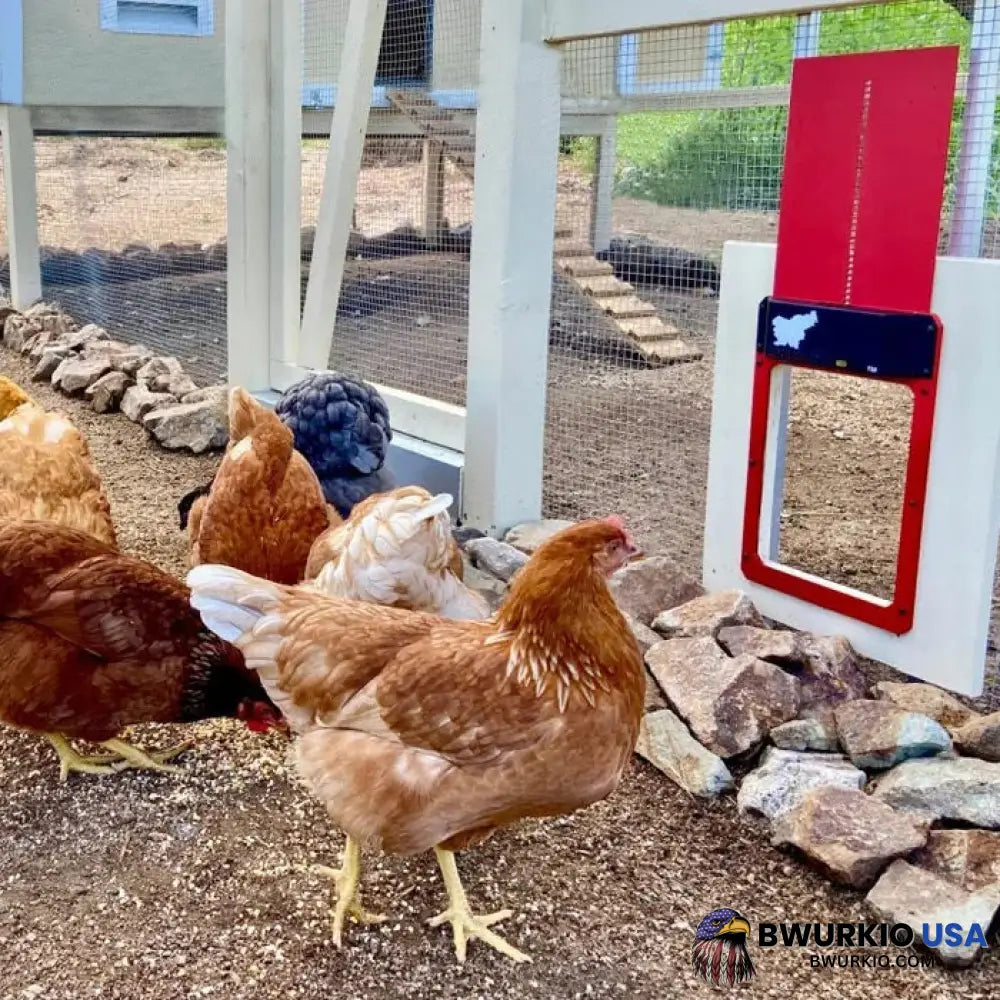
{"left": 187, "top": 564, "right": 286, "bottom": 645}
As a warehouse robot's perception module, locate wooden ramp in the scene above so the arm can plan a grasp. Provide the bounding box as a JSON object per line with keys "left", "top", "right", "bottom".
{"left": 386, "top": 90, "right": 703, "bottom": 367}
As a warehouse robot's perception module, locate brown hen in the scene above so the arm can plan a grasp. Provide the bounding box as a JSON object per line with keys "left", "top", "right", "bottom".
{"left": 188, "top": 387, "right": 337, "bottom": 583}
{"left": 188, "top": 517, "right": 644, "bottom": 962}
{"left": 0, "top": 520, "right": 281, "bottom": 780}
{"left": 0, "top": 393, "right": 116, "bottom": 548}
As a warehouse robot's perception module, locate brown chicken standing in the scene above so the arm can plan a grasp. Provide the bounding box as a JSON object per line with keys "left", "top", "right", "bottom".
{"left": 188, "top": 516, "right": 644, "bottom": 963}
{"left": 0, "top": 390, "right": 117, "bottom": 548}
{"left": 0, "top": 520, "right": 282, "bottom": 780}
{"left": 187, "top": 386, "right": 336, "bottom": 583}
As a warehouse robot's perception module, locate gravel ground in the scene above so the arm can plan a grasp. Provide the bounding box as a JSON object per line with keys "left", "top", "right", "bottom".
{"left": 1, "top": 348, "right": 997, "bottom": 1000}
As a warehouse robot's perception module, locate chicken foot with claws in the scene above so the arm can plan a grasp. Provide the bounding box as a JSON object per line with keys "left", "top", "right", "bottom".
{"left": 428, "top": 847, "right": 531, "bottom": 964}
{"left": 46, "top": 733, "right": 189, "bottom": 781}
{"left": 315, "top": 836, "right": 388, "bottom": 946}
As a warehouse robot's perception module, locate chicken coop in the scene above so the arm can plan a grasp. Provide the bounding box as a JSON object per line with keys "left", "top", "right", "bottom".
{"left": 1, "top": 0, "right": 999, "bottom": 702}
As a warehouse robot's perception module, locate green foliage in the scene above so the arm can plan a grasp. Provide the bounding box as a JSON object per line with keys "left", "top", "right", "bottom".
{"left": 609, "top": 2, "right": 997, "bottom": 220}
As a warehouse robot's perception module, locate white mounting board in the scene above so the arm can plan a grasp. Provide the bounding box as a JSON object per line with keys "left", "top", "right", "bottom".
{"left": 703, "top": 241, "right": 1000, "bottom": 696}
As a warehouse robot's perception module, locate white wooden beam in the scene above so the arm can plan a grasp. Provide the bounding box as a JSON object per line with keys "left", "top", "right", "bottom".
{"left": 542, "top": 0, "right": 889, "bottom": 41}
{"left": 462, "top": 0, "right": 562, "bottom": 535}
{"left": 269, "top": 0, "right": 303, "bottom": 369}
{"left": 298, "top": 0, "right": 388, "bottom": 371}
{"left": 0, "top": 105, "right": 41, "bottom": 308}
{"left": 590, "top": 116, "right": 617, "bottom": 252}
{"left": 225, "top": 0, "right": 266, "bottom": 387}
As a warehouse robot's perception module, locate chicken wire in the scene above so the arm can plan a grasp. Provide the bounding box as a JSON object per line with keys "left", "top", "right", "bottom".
{"left": 548, "top": 0, "right": 1000, "bottom": 707}
{"left": 0, "top": 135, "right": 229, "bottom": 387}
{"left": 300, "top": 0, "right": 480, "bottom": 406}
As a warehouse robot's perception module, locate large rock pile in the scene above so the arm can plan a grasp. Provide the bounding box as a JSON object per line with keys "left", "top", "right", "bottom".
{"left": 1, "top": 300, "right": 227, "bottom": 454}
{"left": 457, "top": 521, "right": 1000, "bottom": 970}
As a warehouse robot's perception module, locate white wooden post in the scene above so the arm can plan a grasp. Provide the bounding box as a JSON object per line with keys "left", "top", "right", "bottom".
{"left": 299, "top": 0, "right": 388, "bottom": 371}
{"left": 461, "top": 0, "right": 562, "bottom": 535}
{"left": 590, "top": 115, "right": 617, "bottom": 252}
{"left": 949, "top": 0, "right": 1000, "bottom": 258}
{"left": 225, "top": 0, "right": 302, "bottom": 390}
{"left": 0, "top": 106, "right": 41, "bottom": 308}
{"left": 422, "top": 139, "right": 446, "bottom": 248}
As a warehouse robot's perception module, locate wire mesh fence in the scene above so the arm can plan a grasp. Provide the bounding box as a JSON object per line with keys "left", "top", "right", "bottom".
{"left": 0, "top": 135, "right": 229, "bottom": 387}
{"left": 548, "top": 0, "right": 1000, "bottom": 706}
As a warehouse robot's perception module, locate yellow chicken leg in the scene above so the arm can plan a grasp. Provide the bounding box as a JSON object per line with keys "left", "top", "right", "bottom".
{"left": 45, "top": 734, "right": 188, "bottom": 782}
{"left": 428, "top": 847, "right": 531, "bottom": 964}
{"left": 314, "top": 836, "right": 387, "bottom": 946}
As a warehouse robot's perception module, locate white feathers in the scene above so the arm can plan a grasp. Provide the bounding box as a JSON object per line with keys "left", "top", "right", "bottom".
{"left": 413, "top": 492, "right": 453, "bottom": 523}
{"left": 308, "top": 487, "right": 487, "bottom": 620}
{"left": 186, "top": 564, "right": 286, "bottom": 644}
{"left": 188, "top": 596, "right": 257, "bottom": 643}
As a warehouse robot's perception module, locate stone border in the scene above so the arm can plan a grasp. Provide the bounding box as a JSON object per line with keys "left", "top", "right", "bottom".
{"left": 457, "top": 520, "right": 1000, "bottom": 971}
{"left": 1, "top": 299, "right": 228, "bottom": 454}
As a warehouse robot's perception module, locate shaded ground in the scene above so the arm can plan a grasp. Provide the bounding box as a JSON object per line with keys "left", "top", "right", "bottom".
{"left": 1, "top": 347, "right": 995, "bottom": 1000}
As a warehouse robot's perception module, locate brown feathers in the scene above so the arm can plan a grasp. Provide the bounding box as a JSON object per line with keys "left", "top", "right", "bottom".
{"left": 188, "top": 387, "right": 336, "bottom": 584}
{"left": 0, "top": 521, "right": 277, "bottom": 743}
{"left": 0, "top": 399, "right": 117, "bottom": 547}
{"left": 187, "top": 518, "right": 645, "bottom": 856}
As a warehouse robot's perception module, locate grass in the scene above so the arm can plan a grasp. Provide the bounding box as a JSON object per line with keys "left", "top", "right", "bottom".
{"left": 577, "top": 1, "right": 999, "bottom": 218}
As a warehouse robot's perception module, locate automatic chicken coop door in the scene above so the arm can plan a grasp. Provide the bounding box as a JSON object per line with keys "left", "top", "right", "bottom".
{"left": 704, "top": 46, "right": 1000, "bottom": 697}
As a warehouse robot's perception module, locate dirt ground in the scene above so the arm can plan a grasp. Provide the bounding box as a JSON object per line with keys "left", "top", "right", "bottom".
{"left": 1, "top": 347, "right": 997, "bottom": 1000}
{"left": 1, "top": 137, "right": 997, "bottom": 706}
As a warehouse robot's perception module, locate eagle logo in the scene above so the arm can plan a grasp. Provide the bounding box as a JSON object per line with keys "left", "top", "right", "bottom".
{"left": 692, "top": 908, "right": 756, "bottom": 988}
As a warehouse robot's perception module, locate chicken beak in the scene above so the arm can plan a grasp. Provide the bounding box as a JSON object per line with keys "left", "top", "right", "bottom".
{"left": 625, "top": 542, "right": 644, "bottom": 562}
{"left": 717, "top": 916, "right": 751, "bottom": 938}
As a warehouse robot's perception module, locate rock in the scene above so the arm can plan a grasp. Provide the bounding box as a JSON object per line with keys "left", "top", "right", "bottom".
{"left": 51, "top": 356, "right": 113, "bottom": 395}
{"left": 32, "top": 346, "right": 72, "bottom": 381}
{"left": 110, "top": 345, "right": 155, "bottom": 377}
{"left": 61, "top": 323, "right": 109, "bottom": 352}
{"left": 625, "top": 614, "right": 661, "bottom": 655}
{"left": 462, "top": 561, "right": 507, "bottom": 613}
{"left": 866, "top": 860, "right": 1000, "bottom": 967}
{"left": 872, "top": 756, "right": 1000, "bottom": 827}
{"left": 737, "top": 747, "right": 866, "bottom": 821}
{"left": 180, "top": 385, "right": 228, "bottom": 407}
{"left": 81, "top": 338, "right": 133, "bottom": 360}
{"left": 875, "top": 681, "right": 979, "bottom": 732}
{"left": 503, "top": 519, "right": 576, "bottom": 553}
{"left": 136, "top": 356, "right": 184, "bottom": 386}
{"left": 142, "top": 399, "right": 229, "bottom": 454}
{"left": 652, "top": 590, "right": 764, "bottom": 639}
{"left": 635, "top": 709, "right": 734, "bottom": 798}
{"left": 27, "top": 331, "right": 58, "bottom": 362}
{"left": 834, "top": 699, "right": 951, "bottom": 770}
{"left": 3, "top": 314, "right": 38, "bottom": 351}
{"left": 952, "top": 712, "right": 1000, "bottom": 762}
{"left": 793, "top": 635, "right": 869, "bottom": 713}
{"left": 646, "top": 637, "right": 800, "bottom": 757}
{"left": 452, "top": 525, "right": 486, "bottom": 548}
{"left": 151, "top": 372, "right": 199, "bottom": 397}
{"left": 642, "top": 668, "right": 668, "bottom": 712}
{"left": 465, "top": 537, "right": 528, "bottom": 583}
{"left": 121, "top": 385, "right": 176, "bottom": 423}
{"left": 770, "top": 717, "right": 839, "bottom": 752}
{"left": 771, "top": 787, "right": 929, "bottom": 888}
{"left": 911, "top": 830, "right": 1000, "bottom": 893}
{"left": 86, "top": 371, "right": 131, "bottom": 413}
{"left": 607, "top": 556, "right": 704, "bottom": 627}
{"left": 717, "top": 625, "right": 799, "bottom": 663}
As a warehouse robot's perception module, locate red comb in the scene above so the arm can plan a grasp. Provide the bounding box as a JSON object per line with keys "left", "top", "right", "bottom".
{"left": 604, "top": 515, "right": 627, "bottom": 531}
